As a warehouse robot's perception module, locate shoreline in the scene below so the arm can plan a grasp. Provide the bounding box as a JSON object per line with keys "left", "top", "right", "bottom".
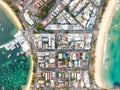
{"left": 95, "top": 0, "right": 117, "bottom": 89}
{"left": 22, "top": 54, "right": 34, "bottom": 90}
{"left": 0, "top": 0, "right": 22, "bottom": 30}
{"left": 0, "top": 1, "right": 33, "bottom": 90}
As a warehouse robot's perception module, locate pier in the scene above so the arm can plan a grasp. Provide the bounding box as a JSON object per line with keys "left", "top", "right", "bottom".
{"left": 0, "top": 39, "right": 16, "bottom": 49}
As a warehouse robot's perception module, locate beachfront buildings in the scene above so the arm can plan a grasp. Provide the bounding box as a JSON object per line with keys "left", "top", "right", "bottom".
{"left": 13, "top": 0, "right": 51, "bottom": 27}
{"left": 14, "top": 0, "right": 49, "bottom": 13}
{"left": 29, "top": 0, "right": 102, "bottom": 89}
{"left": 10, "top": 0, "right": 102, "bottom": 89}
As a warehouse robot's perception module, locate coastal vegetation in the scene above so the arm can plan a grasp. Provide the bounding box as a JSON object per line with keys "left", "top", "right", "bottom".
{"left": 89, "top": 0, "right": 109, "bottom": 87}
{"left": 102, "top": 0, "right": 109, "bottom": 13}
{"left": 3, "top": 0, "right": 21, "bottom": 22}
{"left": 29, "top": 45, "right": 37, "bottom": 89}
{"left": 99, "top": 0, "right": 109, "bottom": 21}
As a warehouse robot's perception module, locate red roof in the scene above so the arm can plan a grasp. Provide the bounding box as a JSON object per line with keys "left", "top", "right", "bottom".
{"left": 43, "top": 0, "right": 48, "bottom": 2}
{"left": 15, "top": 2, "right": 20, "bottom": 7}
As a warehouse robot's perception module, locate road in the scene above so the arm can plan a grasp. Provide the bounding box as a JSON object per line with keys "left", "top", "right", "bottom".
{"left": 18, "top": 0, "right": 103, "bottom": 89}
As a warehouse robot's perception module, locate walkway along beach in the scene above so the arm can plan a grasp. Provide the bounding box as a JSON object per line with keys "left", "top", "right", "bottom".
{"left": 95, "top": 0, "right": 117, "bottom": 89}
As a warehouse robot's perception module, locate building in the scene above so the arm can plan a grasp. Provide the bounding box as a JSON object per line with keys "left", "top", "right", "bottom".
{"left": 24, "top": 10, "right": 34, "bottom": 25}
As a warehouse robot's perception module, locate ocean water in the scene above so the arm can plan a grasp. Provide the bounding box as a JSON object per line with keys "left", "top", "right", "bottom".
{"left": 0, "top": 6, "right": 30, "bottom": 90}
{"left": 102, "top": 2, "right": 120, "bottom": 88}
{"left": 0, "top": 6, "right": 17, "bottom": 45}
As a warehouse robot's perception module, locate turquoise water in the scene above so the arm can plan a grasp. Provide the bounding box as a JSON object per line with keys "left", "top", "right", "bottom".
{"left": 0, "top": 6, "right": 17, "bottom": 45}
{"left": 102, "top": 3, "right": 120, "bottom": 88}
{"left": 0, "top": 6, "right": 30, "bottom": 90}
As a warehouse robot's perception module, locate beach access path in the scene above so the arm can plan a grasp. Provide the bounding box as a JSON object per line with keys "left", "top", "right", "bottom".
{"left": 95, "top": 0, "right": 117, "bottom": 89}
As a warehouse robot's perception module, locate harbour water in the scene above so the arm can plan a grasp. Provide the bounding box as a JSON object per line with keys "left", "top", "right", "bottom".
{"left": 102, "top": 1, "right": 120, "bottom": 88}
{"left": 0, "top": 6, "right": 17, "bottom": 45}
{"left": 0, "top": 6, "right": 30, "bottom": 90}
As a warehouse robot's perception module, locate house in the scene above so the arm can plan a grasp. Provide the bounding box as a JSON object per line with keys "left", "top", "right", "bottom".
{"left": 58, "top": 53, "right": 63, "bottom": 59}
{"left": 84, "top": 71, "right": 90, "bottom": 88}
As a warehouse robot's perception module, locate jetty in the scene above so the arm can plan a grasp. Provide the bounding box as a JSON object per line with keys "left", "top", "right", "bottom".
{"left": 0, "top": 31, "right": 30, "bottom": 52}
{"left": 0, "top": 40, "right": 15, "bottom": 49}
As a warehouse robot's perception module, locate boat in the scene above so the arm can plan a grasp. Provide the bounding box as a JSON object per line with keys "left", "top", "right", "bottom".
{"left": 2, "top": 28, "right": 4, "bottom": 32}
{"left": 10, "top": 46, "right": 16, "bottom": 50}
{"left": 1, "top": 86, "right": 4, "bottom": 90}
{"left": 7, "top": 54, "right": 11, "bottom": 59}
{"left": 15, "top": 59, "right": 17, "bottom": 62}
{"left": 2, "top": 51, "right": 5, "bottom": 54}
{"left": 16, "top": 44, "right": 19, "bottom": 48}
{"left": 17, "top": 52, "right": 20, "bottom": 56}
{"left": 20, "top": 51, "right": 24, "bottom": 54}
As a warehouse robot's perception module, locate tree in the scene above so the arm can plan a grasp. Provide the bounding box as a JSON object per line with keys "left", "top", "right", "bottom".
{"left": 47, "top": 30, "right": 54, "bottom": 33}
{"left": 65, "top": 6, "right": 69, "bottom": 12}
{"left": 33, "top": 30, "right": 40, "bottom": 34}
{"left": 4, "top": 0, "right": 11, "bottom": 3}
{"left": 36, "top": 24, "right": 45, "bottom": 31}
{"left": 64, "top": 30, "right": 69, "bottom": 34}
{"left": 62, "top": 58, "right": 65, "bottom": 62}
{"left": 39, "top": 10, "right": 47, "bottom": 18}
{"left": 66, "top": 57, "right": 70, "bottom": 62}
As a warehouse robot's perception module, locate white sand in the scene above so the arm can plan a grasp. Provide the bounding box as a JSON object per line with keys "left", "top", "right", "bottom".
{"left": 22, "top": 55, "right": 34, "bottom": 90}
{"left": 0, "top": 0, "right": 22, "bottom": 29}
{"left": 95, "top": 0, "right": 117, "bottom": 89}
{"left": 0, "top": 1, "right": 34, "bottom": 90}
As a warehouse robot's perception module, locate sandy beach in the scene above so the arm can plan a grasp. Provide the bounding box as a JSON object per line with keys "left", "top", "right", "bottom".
{"left": 95, "top": 0, "right": 117, "bottom": 88}
{"left": 0, "top": 1, "right": 33, "bottom": 90}
{"left": 95, "top": 0, "right": 117, "bottom": 89}
{"left": 0, "top": 0, "right": 22, "bottom": 29}
{"left": 22, "top": 54, "right": 34, "bottom": 90}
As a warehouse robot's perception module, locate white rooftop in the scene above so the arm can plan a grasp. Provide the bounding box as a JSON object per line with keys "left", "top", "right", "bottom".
{"left": 21, "top": 41, "right": 30, "bottom": 52}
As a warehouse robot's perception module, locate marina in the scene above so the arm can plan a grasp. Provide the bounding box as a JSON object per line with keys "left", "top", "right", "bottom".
{"left": 0, "top": 4, "right": 30, "bottom": 90}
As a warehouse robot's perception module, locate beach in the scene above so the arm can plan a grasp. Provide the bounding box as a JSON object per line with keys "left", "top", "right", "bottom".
{"left": 0, "top": 1, "right": 33, "bottom": 90}
{"left": 0, "top": 0, "right": 22, "bottom": 30}
{"left": 22, "top": 55, "right": 34, "bottom": 90}
{"left": 95, "top": 0, "right": 117, "bottom": 89}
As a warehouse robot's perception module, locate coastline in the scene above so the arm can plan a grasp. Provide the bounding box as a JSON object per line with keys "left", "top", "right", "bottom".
{"left": 0, "top": 0, "right": 22, "bottom": 30}
{"left": 22, "top": 54, "right": 34, "bottom": 90}
{"left": 95, "top": 0, "right": 117, "bottom": 89}
{"left": 0, "top": 1, "right": 33, "bottom": 90}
